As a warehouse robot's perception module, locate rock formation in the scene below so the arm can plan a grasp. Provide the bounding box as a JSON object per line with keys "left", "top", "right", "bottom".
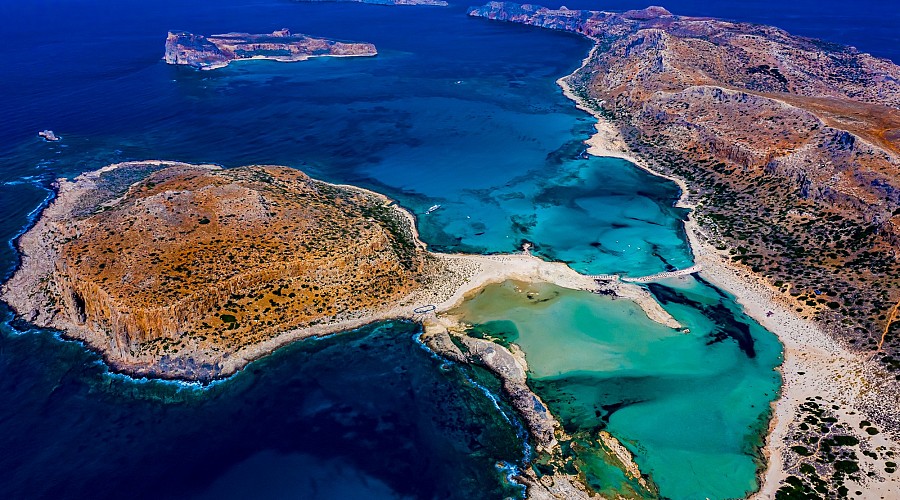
{"left": 1, "top": 162, "right": 426, "bottom": 380}
{"left": 164, "top": 29, "right": 377, "bottom": 70}
{"left": 38, "top": 130, "right": 60, "bottom": 142}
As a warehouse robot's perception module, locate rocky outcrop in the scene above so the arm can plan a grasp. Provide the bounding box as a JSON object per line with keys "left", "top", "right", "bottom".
{"left": 38, "top": 130, "right": 59, "bottom": 141}
{"left": 164, "top": 29, "right": 377, "bottom": 70}
{"left": 1, "top": 161, "right": 426, "bottom": 380}
{"left": 421, "top": 323, "right": 606, "bottom": 499}
{"left": 421, "top": 324, "right": 558, "bottom": 448}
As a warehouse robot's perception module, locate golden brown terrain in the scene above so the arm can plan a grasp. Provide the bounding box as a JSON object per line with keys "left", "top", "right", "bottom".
{"left": 1, "top": 161, "right": 427, "bottom": 380}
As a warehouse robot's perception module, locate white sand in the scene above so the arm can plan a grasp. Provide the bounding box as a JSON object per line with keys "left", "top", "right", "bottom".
{"left": 558, "top": 51, "right": 900, "bottom": 495}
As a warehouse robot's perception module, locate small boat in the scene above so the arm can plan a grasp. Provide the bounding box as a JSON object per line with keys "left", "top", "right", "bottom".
{"left": 425, "top": 204, "right": 441, "bottom": 214}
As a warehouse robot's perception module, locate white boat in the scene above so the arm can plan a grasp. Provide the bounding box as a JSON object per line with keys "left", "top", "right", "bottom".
{"left": 425, "top": 204, "right": 441, "bottom": 214}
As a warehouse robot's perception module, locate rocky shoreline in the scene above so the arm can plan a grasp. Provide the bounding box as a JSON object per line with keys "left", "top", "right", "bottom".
{"left": 1, "top": 159, "right": 683, "bottom": 497}
{"left": 548, "top": 17, "right": 900, "bottom": 498}
{"left": 164, "top": 29, "right": 377, "bottom": 70}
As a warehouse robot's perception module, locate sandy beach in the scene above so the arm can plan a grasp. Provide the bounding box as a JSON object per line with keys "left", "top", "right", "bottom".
{"left": 558, "top": 48, "right": 900, "bottom": 496}
{"left": 219, "top": 247, "right": 682, "bottom": 379}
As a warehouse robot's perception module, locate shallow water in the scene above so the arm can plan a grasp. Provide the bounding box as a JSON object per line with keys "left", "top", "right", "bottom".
{"left": 454, "top": 279, "right": 782, "bottom": 499}
{"left": 0, "top": 0, "right": 885, "bottom": 497}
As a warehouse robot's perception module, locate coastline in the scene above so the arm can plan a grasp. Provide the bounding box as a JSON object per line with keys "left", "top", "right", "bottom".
{"left": 557, "top": 42, "right": 900, "bottom": 496}
{"left": 0, "top": 158, "right": 670, "bottom": 498}
{"left": 1, "top": 160, "right": 679, "bottom": 383}
{"left": 196, "top": 51, "right": 379, "bottom": 71}
{"left": 8, "top": 35, "right": 897, "bottom": 497}
{"left": 215, "top": 249, "right": 680, "bottom": 380}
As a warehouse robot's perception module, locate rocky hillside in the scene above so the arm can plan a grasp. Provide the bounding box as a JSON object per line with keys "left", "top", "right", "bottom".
{"left": 470, "top": 2, "right": 900, "bottom": 369}
{"left": 1, "top": 162, "right": 427, "bottom": 380}
{"left": 164, "top": 29, "right": 377, "bottom": 70}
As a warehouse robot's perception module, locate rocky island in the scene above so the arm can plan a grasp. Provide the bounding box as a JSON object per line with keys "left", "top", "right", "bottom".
{"left": 469, "top": 2, "right": 900, "bottom": 497}
{"left": 37, "top": 130, "right": 59, "bottom": 142}
{"left": 164, "top": 29, "right": 377, "bottom": 70}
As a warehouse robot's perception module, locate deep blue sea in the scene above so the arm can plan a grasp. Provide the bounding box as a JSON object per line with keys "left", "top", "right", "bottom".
{"left": 0, "top": 0, "right": 896, "bottom": 498}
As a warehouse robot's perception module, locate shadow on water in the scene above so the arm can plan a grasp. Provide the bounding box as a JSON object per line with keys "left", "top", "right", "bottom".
{"left": 0, "top": 314, "right": 526, "bottom": 499}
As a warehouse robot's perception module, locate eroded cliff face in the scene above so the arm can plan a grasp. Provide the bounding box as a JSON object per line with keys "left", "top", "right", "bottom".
{"left": 164, "top": 29, "right": 377, "bottom": 70}
{"left": 469, "top": 2, "right": 900, "bottom": 364}
{"left": 1, "top": 162, "right": 427, "bottom": 380}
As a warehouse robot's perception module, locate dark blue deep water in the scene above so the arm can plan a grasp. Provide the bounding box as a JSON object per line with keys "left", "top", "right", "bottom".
{"left": 0, "top": 0, "right": 896, "bottom": 498}
{"left": 0, "top": 318, "right": 526, "bottom": 499}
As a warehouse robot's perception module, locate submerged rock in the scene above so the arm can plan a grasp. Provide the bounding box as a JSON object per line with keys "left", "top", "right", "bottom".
{"left": 38, "top": 130, "right": 60, "bottom": 141}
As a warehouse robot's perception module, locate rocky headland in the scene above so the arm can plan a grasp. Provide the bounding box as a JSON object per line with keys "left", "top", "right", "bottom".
{"left": 0, "top": 160, "right": 673, "bottom": 381}
{"left": 469, "top": 2, "right": 900, "bottom": 497}
{"left": 164, "top": 29, "right": 376, "bottom": 70}
{"left": 1, "top": 159, "right": 681, "bottom": 497}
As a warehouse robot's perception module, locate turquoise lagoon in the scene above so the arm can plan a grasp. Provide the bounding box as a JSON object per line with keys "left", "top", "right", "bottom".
{"left": 0, "top": 0, "right": 789, "bottom": 498}
{"left": 454, "top": 278, "right": 782, "bottom": 499}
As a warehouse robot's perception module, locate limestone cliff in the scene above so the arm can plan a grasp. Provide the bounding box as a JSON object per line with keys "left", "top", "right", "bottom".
{"left": 164, "top": 29, "right": 377, "bottom": 70}
{"left": 1, "top": 162, "right": 426, "bottom": 380}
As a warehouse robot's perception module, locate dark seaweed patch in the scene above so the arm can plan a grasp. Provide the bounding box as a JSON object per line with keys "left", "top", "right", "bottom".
{"left": 647, "top": 283, "right": 757, "bottom": 358}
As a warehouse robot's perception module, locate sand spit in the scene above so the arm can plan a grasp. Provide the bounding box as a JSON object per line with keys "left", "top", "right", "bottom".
{"left": 1, "top": 159, "right": 674, "bottom": 499}
{"left": 222, "top": 250, "right": 682, "bottom": 377}
{"left": 2, "top": 160, "right": 679, "bottom": 383}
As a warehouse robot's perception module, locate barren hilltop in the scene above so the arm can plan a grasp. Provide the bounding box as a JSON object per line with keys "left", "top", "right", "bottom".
{"left": 2, "top": 162, "right": 427, "bottom": 379}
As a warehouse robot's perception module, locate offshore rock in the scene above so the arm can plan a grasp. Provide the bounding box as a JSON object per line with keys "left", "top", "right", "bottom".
{"left": 38, "top": 130, "right": 60, "bottom": 141}
{"left": 164, "top": 29, "right": 377, "bottom": 70}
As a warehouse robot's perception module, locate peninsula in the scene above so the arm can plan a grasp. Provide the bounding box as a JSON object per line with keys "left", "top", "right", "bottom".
{"left": 469, "top": 2, "right": 900, "bottom": 497}
{"left": 0, "top": 161, "right": 673, "bottom": 380}
{"left": 164, "top": 29, "right": 377, "bottom": 70}
{"left": 1, "top": 159, "right": 683, "bottom": 496}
